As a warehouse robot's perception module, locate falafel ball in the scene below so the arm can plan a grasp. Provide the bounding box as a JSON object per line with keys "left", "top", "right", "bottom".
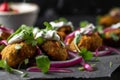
{"left": 1, "top": 42, "right": 36, "bottom": 67}
{"left": 41, "top": 40, "right": 68, "bottom": 61}
{"left": 99, "top": 15, "right": 120, "bottom": 28}
{"left": 68, "top": 33, "right": 103, "bottom": 51}
{"left": 57, "top": 25, "right": 73, "bottom": 40}
{"left": 103, "top": 28, "right": 120, "bottom": 47}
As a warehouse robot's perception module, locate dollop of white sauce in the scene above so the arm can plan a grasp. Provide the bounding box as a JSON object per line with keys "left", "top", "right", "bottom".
{"left": 33, "top": 27, "right": 40, "bottom": 36}
{"left": 8, "top": 30, "right": 25, "bottom": 44}
{"left": 79, "top": 24, "right": 95, "bottom": 34}
{"left": 50, "top": 21, "right": 74, "bottom": 30}
{"left": 35, "top": 30, "right": 60, "bottom": 41}
{"left": 111, "top": 22, "right": 120, "bottom": 29}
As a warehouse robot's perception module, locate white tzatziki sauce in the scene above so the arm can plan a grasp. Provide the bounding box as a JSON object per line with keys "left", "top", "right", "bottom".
{"left": 33, "top": 27, "right": 40, "bottom": 36}
{"left": 79, "top": 24, "right": 95, "bottom": 34}
{"left": 50, "top": 21, "right": 74, "bottom": 30}
{"left": 35, "top": 30, "right": 60, "bottom": 41}
{"left": 111, "top": 22, "right": 120, "bottom": 29}
{"left": 8, "top": 30, "right": 25, "bottom": 44}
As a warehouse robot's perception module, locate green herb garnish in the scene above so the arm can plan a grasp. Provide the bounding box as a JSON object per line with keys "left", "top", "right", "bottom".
{"left": 110, "top": 33, "right": 119, "bottom": 41}
{"left": 43, "top": 22, "right": 53, "bottom": 30}
{"left": 54, "top": 17, "right": 68, "bottom": 23}
{"left": 36, "top": 55, "right": 50, "bottom": 73}
{"left": 79, "top": 21, "right": 89, "bottom": 28}
{"left": 109, "top": 61, "right": 113, "bottom": 68}
{"left": 0, "top": 60, "right": 28, "bottom": 77}
{"left": 73, "top": 33, "right": 93, "bottom": 61}
{"left": 79, "top": 48, "right": 93, "bottom": 61}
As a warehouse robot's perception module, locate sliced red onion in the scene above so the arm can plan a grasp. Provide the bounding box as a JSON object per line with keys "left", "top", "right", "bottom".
{"left": 93, "top": 50, "right": 111, "bottom": 56}
{"left": 0, "top": 40, "right": 8, "bottom": 45}
{"left": 83, "top": 63, "right": 93, "bottom": 71}
{"left": 106, "top": 46, "right": 120, "bottom": 55}
{"left": 50, "top": 56, "right": 83, "bottom": 68}
{"left": 27, "top": 67, "right": 73, "bottom": 73}
{"left": 36, "top": 46, "right": 42, "bottom": 55}
{"left": 64, "top": 30, "right": 79, "bottom": 45}
{"left": 0, "top": 26, "right": 14, "bottom": 34}
{"left": 103, "top": 28, "right": 117, "bottom": 33}
{"left": 68, "top": 51, "right": 78, "bottom": 58}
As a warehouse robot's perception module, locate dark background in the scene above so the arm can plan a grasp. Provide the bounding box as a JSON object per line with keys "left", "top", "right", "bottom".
{"left": 1, "top": 0, "right": 120, "bottom": 16}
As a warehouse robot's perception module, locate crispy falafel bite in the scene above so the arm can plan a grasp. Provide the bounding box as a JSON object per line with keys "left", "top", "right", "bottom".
{"left": 102, "top": 22, "right": 120, "bottom": 47}
{"left": 1, "top": 25, "right": 37, "bottom": 67}
{"left": 1, "top": 42, "right": 36, "bottom": 67}
{"left": 65, "top": 23, "right": 103, "bottom": 52}
{"left": 99, "top": 8, "right": 120, "bottom": 28}
{"left": 49, "top": 18, "right": 74, "bottom": 40}
{"left": 35, "top": 24, "right": 68, "bottom": 61}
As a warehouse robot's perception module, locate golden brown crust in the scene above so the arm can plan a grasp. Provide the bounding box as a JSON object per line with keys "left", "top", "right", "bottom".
{"left": 41, "top": 40, "right": 68, "bottom": 61}
{"left": 103, "top": 28, "right": 120, "bottom": 47}
{"left": 99, "top": 15, "right": 120, "bottom": 28}
{"left": 1, "top": 42, "right": 36, "bottom": 67}
{"left": 68, "top": 33, "right": 103, "bottom": 51}
{"left": 57, "top": 25, "right": 72, "bottom": 40}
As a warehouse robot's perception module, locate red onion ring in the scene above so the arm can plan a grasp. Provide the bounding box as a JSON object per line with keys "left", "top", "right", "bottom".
{"left": 0, "top": 26, "right": 14, "bottom": 34}
{"left": 0, "top": 40, "right": 8, "bottom": 45}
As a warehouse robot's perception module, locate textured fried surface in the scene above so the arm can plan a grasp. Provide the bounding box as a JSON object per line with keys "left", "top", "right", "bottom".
{"left": 104, "top": 28, "right": 120, "bottom": 47}
{"left": 41, "top": 40, "right": 68, "bottom": 61}
{"left": 99, "top": 16, "right": 120, "bottom": 28}
{"left": 69, "top": 33, "right": 103, "bottom": 51}
{"left": 1, "top": 42, "right": 36, "bottom": 67}
{"left": 57, "top": 25, "right": 72, "bottom": 40}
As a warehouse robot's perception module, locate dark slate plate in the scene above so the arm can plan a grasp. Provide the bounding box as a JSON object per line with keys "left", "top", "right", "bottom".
{"left": 0, "top": 54, "right": 120, "bottom": 80}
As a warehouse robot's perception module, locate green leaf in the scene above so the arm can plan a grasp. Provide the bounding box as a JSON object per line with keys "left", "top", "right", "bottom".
{"left": 54, "top": 17, "right": 68, "bottom": 23}
{"left": 36, "top": 37, "right": 44, "bottom": 45}
{"left": 43, "top": 22, "right": 53, "bottom": 30}
{"left": 110, "top": 33, "right": 119, "bottom": 41}
{"left": 79, "top": 48, "right": 93, "bottom": 61}
{"left": 36, "top": 55, "right": 50, "bottom": 73}
{"left": 96, "top": 25, "right": 103, "bottom": 34}
{"left": 79, "top": 21, "right": 89, "bottom": 28}
{"left": 0, "top": 60, "right": 5, "bottom": 68}
{"left": 0, "top": 60, "right": 28, "bottom": 77}
{"left": 0, "top": 60, "right": 13, "bottom": 73}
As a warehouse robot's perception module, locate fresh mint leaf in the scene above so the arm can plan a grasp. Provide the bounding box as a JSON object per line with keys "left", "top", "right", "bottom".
{"left": 79, "top": 48, "right": 93, "bottom": 61}
{"left": 36, "top": 55, "right": 50, "bottom": 73}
